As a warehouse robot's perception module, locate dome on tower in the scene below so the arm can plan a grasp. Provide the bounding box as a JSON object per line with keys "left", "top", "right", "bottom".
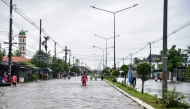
{"left": 19, "top": 30, "right": 26, "bottom": 35}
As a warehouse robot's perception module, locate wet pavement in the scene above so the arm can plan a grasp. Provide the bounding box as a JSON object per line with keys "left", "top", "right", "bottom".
{"left": 0, "top": 77, "right": 144, "bottom": 109}
{"left": 117, "top": 78, "right": 190, "bottom": 105}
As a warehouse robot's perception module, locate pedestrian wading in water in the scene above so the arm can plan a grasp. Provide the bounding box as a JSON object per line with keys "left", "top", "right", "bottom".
{"left": 81, "top": 72, "right": 88, "bottom": 86}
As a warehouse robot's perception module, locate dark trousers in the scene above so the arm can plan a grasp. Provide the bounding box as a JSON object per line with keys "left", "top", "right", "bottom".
{"left": 131, "top": 78, "right": 136, "bottom": 87}
{"left": 12, "top": 82, "right": 16, "bottom": 86}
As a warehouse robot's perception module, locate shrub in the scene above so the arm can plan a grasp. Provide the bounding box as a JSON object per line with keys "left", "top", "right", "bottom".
{"left": 112, "top": 78, "right": 117, "bottom": 82}
{"left": 112, "top": 70, "right": 120, "bottom": 77}
{"left": 163, "top": 86, "right": 188, "bottom": 108}
{"left": 28, "top": 73, "right": 38, "bottom": 81}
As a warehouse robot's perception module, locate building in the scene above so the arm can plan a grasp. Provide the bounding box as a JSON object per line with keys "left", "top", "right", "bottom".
{"left": 18, "top": 30, "right": 26, "bottom": 57}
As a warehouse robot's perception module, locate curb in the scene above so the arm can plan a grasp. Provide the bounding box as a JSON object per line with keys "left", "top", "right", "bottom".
{"left": 104, "top": 80, "right": 155, "bottom": 109}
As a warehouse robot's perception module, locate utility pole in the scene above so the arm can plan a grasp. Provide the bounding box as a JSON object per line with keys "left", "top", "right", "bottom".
{"left": 38, "top": 19, "right": 42, "bottom": 75}
{"left": 118, "top": 62, "right": 120, "bottom": 70}
{"left": 122, "top": 58, "right": 125, "bottom": 65}
{"left": 73, "top": 56, "right": 75, "bottom": 67}
{"left": 63, "top": 46, "right": 70, "bottom": 63}
{"left": 130, "top": 54, "right": 133, "bottom": 65}
{"left": 148, "top": 42, "right": 151, "bottom": 66}
{"left": 8, "top": 0, "right": 13, "bottom": 81}
{"left": 69, "top": 50, "right": 71, "bottom": 67}
{"left": 162, "top": 0, "right": 168, "bottom": 100}
{"left": 54, "top": 42, "right": 56, "bottom": 59}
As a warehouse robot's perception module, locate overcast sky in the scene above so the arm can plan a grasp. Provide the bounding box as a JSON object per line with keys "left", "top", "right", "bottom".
{"left": 0, "top": 0, "right": 190, "bottom": 70}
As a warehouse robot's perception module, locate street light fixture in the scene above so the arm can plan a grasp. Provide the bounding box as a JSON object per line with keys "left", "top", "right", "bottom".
{"left": 93, "top": 46, "right": 113, "bottom": 70}
{"left": 91, "top": 4, "right": 138, "bottom": 70}
{"left": 93, "top": 34, "right": 119, "bottom": 69}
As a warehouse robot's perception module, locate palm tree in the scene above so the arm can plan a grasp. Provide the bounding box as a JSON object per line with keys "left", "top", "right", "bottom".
{"left": 184, "top": 45, "right": 190, "bottom": 55}
{"left": 41, "top": 36, "right": 50, "bottom": 53}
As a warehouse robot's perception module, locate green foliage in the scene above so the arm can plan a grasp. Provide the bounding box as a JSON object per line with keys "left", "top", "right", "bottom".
{"left": 0, "top": 53, "right": 2, "bottom": 62}
{"left": 184, "top": 45, "right": 190, "bottom": 55}
{"left": 63, "top": 62, "right": 69, "bottom": 72}
{"left": 28, "top": 73, "right": 38, "bottom": 81}
{"left": 183, "top": 66, "right": 190, "bottom": 82}
{"left": 19, "top": 61, "right": 37, "bottom": 69}
{"left": 137, "top": 63, "right": 151, "bottom": 93}
{"left": 54, "top": 59, "right": 64, "bottom": 73}
{"left": 133, "top": 57, "right": 142, "bottom": 65}
{"left": 112, "top": 70, "right": 120, "bottom": 77}
{"left": 112, "top": 78, "right": 117, "bottom": 82}
{"left": 163, "top": 87, "right": 188, "bottom": 108}
{"left": 12, "top": 50, "right": 21, "bottom": 56}
{"left": 70, "top": 66, "right": 80, "bottom": 74}
{"left": 102, "top": 69, "right": 109, "bottom": 76}
{"left": 120, "top": 64, "right": 129, "bottom": 77}
{"left": 120, "top": 65, "right": 129, "bottom": 73}
{"left": 41, "top": 36, "right": 50, "bottom": 53}
{"left": 30, "top": 50, "right": 51, "bottom": 68}
{"left": 158, "top": 45, "right": 183, "bottom": 80}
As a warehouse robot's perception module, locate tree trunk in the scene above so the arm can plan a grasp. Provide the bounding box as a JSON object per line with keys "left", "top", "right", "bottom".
{"left": 141, "top": 81, "right": 144, "bottom": 93}
{"left": 171, "top": 69, "right": 173, "bottom": 81}
{"left": 124, "top": 75, "right": 126, "bottom": 87}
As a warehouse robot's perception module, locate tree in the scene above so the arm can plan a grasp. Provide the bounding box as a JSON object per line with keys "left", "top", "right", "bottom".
{"left": 112, "top": 70, "right": 120, "bottom": 77}
{"left": 183, "top": 66, "right": 190, "bottom": 82}
{"left": 120, "top": 64, "right": 129, "bottom": 86}
{"left": 63, "top": 62, "right": 69, "bottom": 73}
{"left": 184, "top": 45, "right": 190, "bottom": 55}
{"left": 133, "top": 57, "right": 142, "bottom": 65}
{"left": 54, "top": 59, "right": 64, "bottom": 73}
{"left": 158, "top": 45, "right": 183, "bottom": 81}
{"left": 102, "top": 69, "right": 109, "bottom": 76}
{"left": 30, "top": 50, "right": 51, "bottom": 68}
{"left": 41, "top": 36, "right": 50, "bottom": 53}
{"left": 70, "top": 66, "right": 80, "bottom": 74}
{"left": 12, "top": 50, "right": 21, "bottom": 56}
{"left": 136, "top": 63, "right": 151, "bottom": 93}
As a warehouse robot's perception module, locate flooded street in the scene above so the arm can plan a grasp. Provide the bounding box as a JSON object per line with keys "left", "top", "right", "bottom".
{"left": 117, "top": 78, "right": 190, "bottom": 105}
{"left": 0, "top": 77, "right": 143, "bottom": 109}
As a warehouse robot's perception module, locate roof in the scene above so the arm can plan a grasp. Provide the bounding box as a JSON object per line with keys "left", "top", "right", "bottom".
{"left": 146, "top": 54, "right": 160, "bottom": 62}
{"left": 3, "top": 56, "right": 30, "bottom": 63}
{"left": 19, "top": 30, "right": 26, "bottom": 36}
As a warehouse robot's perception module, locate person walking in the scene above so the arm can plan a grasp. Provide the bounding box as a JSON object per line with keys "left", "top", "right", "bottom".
{"left": 127, "top": 67, "right": 133, "bottom": 87}
{"left": 94, "top": 73, "right": 98, "bottom": 81}
{"left": 90, "top": 74, "right": 93, "bottom": 80}
{"left": 81, "top": 72, "right": 88, "bottom": 86}
{"left": 12, "top": 74, "right": 17, "bottom": 86}
{"left": 131, "top": 68, "right": 138, "bottom": 88}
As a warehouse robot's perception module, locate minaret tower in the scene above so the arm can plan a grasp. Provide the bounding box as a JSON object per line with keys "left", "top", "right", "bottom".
{"left": 18, "top": 30, "right": 26, "bottom": 57}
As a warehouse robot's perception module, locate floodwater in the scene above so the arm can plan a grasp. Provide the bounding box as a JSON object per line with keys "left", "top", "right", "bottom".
{"left": 0, "top": 77, "right": 143, "bottom": 109}
{"left": 117, "top": 77, "right": 190, "bottom": 105}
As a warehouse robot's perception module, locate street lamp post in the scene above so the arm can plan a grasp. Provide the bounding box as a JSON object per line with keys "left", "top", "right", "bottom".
{"left": 93, "top": 46, "right": 113, "bottom": 70}
{"left": 91, "top": 4, "right": 138, "bottom": 70}
{"left": 94, "top": 34, "right": 119, "bottom": 70}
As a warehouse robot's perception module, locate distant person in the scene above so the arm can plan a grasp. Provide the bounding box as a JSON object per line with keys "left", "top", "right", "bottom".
{"left": 4, "top": 75, "right": 8, "bottom": 82}
{"left": 155, "top": 76, "right": 158, "bottom": 82}
{"left": 127, "top": 67, "right": 133, "bottom": 87}
{"left": 94, "top": 73, "right": 98, "bottom": 81}
{"left": 68, "top": 74, "right": 70, "bottom": 79}
{"left": 100, "top": 73, "right": 104, "bottom": 80}
{"left": 131, "top": 68, "right": 138, "bottom": 88}
{"left": 90, "top": 74, "right": 93, "bottom": 80}
{"left": 81, "top": 72, "right": 88, "bottom": 86}
{"left": 12, "top": 74, "right": 17, "bottom": 86}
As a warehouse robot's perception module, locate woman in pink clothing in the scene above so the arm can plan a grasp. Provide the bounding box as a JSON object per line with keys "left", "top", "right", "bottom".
{"left": 12, "top": 74, "right": 17, "bottom": 86}
{"left": 81, "top": 72, "right": 88, "bottom": 86}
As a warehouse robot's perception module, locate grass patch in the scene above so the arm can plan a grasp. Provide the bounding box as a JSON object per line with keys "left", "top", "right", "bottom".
{"left": 105, "top": 78, "right": 189, "bottom": 109}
